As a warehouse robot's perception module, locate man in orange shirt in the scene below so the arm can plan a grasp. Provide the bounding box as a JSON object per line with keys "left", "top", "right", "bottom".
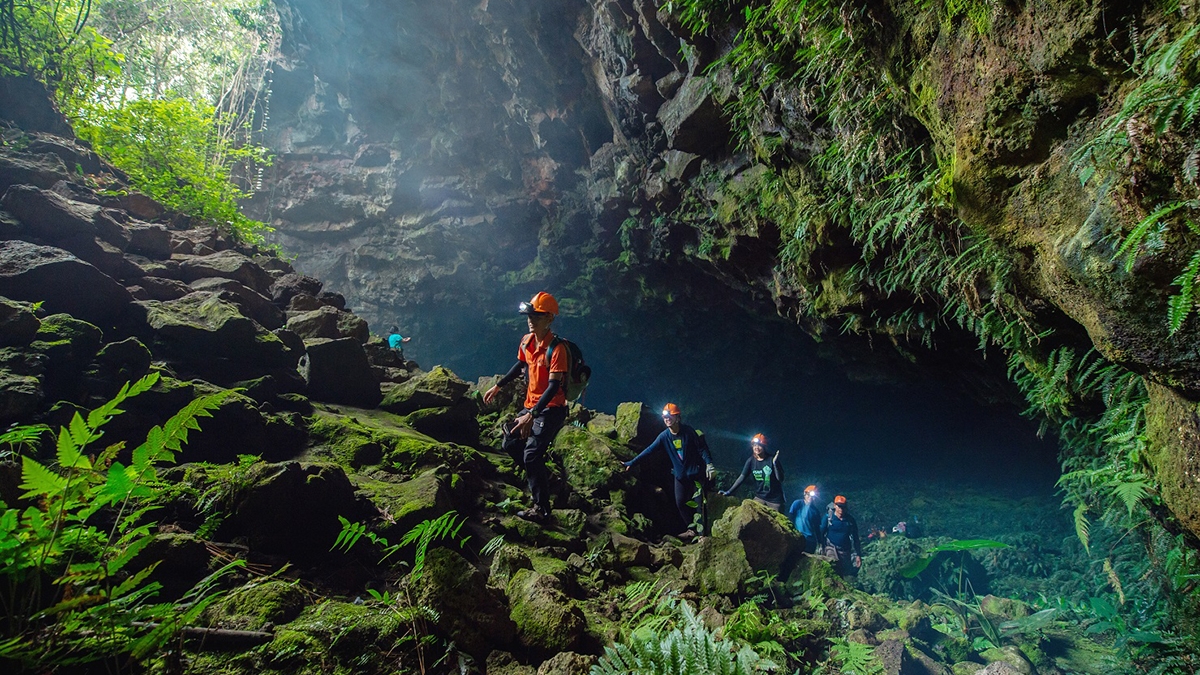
{"left": 484, "top": 292, "right": 568, "bottom": 523}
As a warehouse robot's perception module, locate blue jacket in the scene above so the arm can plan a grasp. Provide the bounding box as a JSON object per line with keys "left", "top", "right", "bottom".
{"left": 624, "top": 424, "right": 712, "bottom": 481}
{"left": 820, "top": 509, "right": 862, "bottom": 557}
{"left": 789, "top": 499, "right": 822, "bottom": 539}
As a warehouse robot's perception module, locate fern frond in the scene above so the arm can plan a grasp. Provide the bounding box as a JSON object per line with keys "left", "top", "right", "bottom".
{"left": 1073, "top": 503, "right": 1091, "bottom": 555}
{"left": 1108, "top": 478, "right": 1153, "bottom": 516}
{"left": 1168, "top": 247, "right": 1200, "bottom": 333}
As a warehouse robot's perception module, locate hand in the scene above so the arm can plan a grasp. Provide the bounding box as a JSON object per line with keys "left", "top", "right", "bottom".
{"left": 402, "top": 336, "right": 411, "bottom": 343}
{"left": 514, "top": 412, "right": 534, "bottom": 439}
{"left": 719, "top": 490, "right": 729, "bottom": 497}
{"left": 623, "top": 462, "right": 632, "bottom": 472}
{"left": 705, "top": 463, "right": 715, "bottom": 480}
{"left": 483, "top": 384, "right": 500, "bottom": 405}
{"left": 852, "top": 555, "right": 862, "bottom": 569}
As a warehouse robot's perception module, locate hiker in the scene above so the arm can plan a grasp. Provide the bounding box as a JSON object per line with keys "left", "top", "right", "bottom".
{"left": 789, "top": 484, "right": 823, "bottom": 554}
{"left": 820, "top": 494, "right": 863, "bottom": 576}
{"left": 622, "top": 403, "right": 715, "bottom": 539}
{"left": 719, "top": 433, "right": 785, "bottom": 511}
{"left": 482, "top": 292, "right": 569, "bottom": 523}
{"left": 387, "top": 325, "right": 411, "bottom": 358}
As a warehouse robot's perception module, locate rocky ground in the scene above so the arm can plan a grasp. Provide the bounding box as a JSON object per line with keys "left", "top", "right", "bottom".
{"left": 0, "top": 82, "right": 1128, "bottom": 675}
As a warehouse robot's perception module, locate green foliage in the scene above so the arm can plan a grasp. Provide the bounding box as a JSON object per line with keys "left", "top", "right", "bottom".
{"left": 330, "top": 511, "right": 468, "bottom": 674}
{"left": 898, "top": 539, "right": 1009, "bottom": 579}
{"left": 827, "top": 637, "right": 882, "bottom": 675}
{"left": 591, "top": 600, "right": 778, "bottom": 675}
{"left": 0, "top": 0, "right": 277, "bottom": 245}
{"left": 73, "top": 96, "right": 272, "bottom": 243}
{"left": 1073, "top": 20, "right": 1200, "bottom": 332}
{"left": 0, "top": 373, "right": 240, "bottom": 669}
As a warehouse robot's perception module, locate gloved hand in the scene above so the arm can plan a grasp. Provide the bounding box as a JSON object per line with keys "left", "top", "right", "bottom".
{"left": 705, "top": 463, "right": 715, "bottom": 480}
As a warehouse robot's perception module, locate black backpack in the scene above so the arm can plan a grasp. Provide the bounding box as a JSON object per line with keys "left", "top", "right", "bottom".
{"left": 548, "top": 336, "right": 591, "bottom": 402}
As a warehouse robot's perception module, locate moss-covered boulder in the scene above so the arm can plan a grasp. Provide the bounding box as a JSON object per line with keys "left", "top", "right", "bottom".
{"left": 0, "top": 357, "right": 42, "bottom": 423}
{"left": 413, "top": 547, "right": 516, "bottom": 657}
{"left": 380, "top": 365, "right": 470, "bottom": 415}
{"left": 285, "top": 305, "right": 369, "bottom": 343}
{"left": 265, "top": 600, "right": 406, "bottom": 669}
{"left": 1144, "top": 382, "right": 1200, "bottom": 540}
{"left": 307, "top": 407, "right": 485, "bottom": 472}
{"left": 978, "top": 645, "right": 1035, "bottom": 674}
{"left": 0, "top": 296, "right": 39, "bottom": 346}
{"left": 681, "top": 529, "right": 752, "bottom": 595}
{"left": 489, "top": 543, "right": 534, "bottom": 589}
{"left": 299, "top": 337, "right": 381, "bottom": 407}
{"left": 614, "top": 401, "right": 661, "bottom": 446}
{"left": 32, "top": 312, "right": 103, "bottom": 364}
{"left": 132, "top": 291, "right": 293, "bottom": 372}
{"left": 401, "top": 399, "right": 480, "bottom": 446}
{"left": 536, "top": 652, "right": 597, "bottom": 675}
{"left": 210, "top": 579, "right": 308, "bottom": 631}
{"left": 354, "top": 468, "right": 454, "bottom": 538}
{"left": 222, "top": 461, "right": 362, "bottom": 559}
{"left": 506, "top": 569, "right": 586, "bottom": 654}
{"left": 551, "top": 425, "right": 626, "bottom": 497}
{"left": 710, "top": 499, "right": 803, "bottom": 575}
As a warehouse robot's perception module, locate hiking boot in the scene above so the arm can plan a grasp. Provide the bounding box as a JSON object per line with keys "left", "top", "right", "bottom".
{"left": 517, "top": 506, "right": 549, "bottom": 523}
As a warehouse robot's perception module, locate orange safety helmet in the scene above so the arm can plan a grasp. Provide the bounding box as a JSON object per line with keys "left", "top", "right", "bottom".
{"left": 518, "top": 291, "right": 559, "bottom": 316}
{"left": 751, "top": 433, "right": 766, "bottom": 446}
{"left": 833, "top": 494, "right": 847, "bottom": 506}
{"left": 804, "top": 485, "right": 818, "bottom": 495}
{"left": 662, "top": 402, "right": 682, "bottom": 417}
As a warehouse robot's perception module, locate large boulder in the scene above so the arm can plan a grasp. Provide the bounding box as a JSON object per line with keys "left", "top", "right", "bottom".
{"left": 505, "top": 569, "right": 585, "bottom": 655}
{"left": 0, "top": 153, "right": 69, "bottom": 196}
{"left": 551, "top": 426, "right": 626, "bottom": 496}
{"left": 269, "top": 272, "right": 323, "bottom": 306}
{"left": 682, "top": 500, "right": 803, "bottom": 595}
{"left": 222, "top": 461, "right": 361, "bottom": 559}
{"left": 379, "top": 365, "right": 469, "bottom": 415}
{"left": 285, "top": 305, "right": 369, "bottom": 342}
{"left": 189, "top": 277, "right": 286, "bottom": 330}
{"left": 0, "top": 240, "right": 131, "bottom": 325}
{"left": 177, "top": 250, "right": 274, "bottom": 295}
{"left": 401, "top": 400, "right": 480, "bottom": 446}
{"left": 131, "top": 291, "right": 293, "bottom": 373}
{"left": 1, "top": 184, "right": 98, "bottom": 242}
{"left": 615, "top": 401, "right": 662, "bottom": 446}
{"left": 0, "top": 297, "right": 40, "bottom": 347}
{"left": 126, "top": 222, "right": 172, "bottom": 259}
{"left": 0, "top": 76, "right": 74, "bottom": 136}
{"left": 414, "top": 547, "right": 517, "bottom": 658}
{"left": 298, "top": 337, "right": 381, "bottom": 407}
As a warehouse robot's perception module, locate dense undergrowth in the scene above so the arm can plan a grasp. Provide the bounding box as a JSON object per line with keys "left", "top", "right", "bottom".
{"left": 652, "top": 0, "right": 1200, "bottom": 670}
{"left": 0, "top": 0, "right": 277, "bottom": 244}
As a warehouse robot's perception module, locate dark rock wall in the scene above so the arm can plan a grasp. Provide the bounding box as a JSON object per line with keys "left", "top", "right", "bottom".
{"left": 252, "top": 0, "right": 1070, "bottom": 474}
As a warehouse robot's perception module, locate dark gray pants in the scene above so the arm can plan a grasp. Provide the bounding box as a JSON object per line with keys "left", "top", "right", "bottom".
{"left": 503, "top": 406, "right": 567, "bottom": 512}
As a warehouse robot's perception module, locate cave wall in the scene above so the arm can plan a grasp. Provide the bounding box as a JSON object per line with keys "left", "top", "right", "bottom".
{"left": 256, "top": 0, "right": 1200, "bottom": 538}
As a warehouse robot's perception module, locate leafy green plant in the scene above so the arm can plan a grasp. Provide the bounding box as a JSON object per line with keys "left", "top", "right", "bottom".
{"left": 592, "top": 600, "right": 778, "bottom": 675}
{"left": 827, "top": 637, "right": 882, "bottom": 675}
{"left": 331, "top": 511, "right": 469, "bottom": 674}
{"left": 0, "top": 373, "right": 240, "bottom": 669}
{"left": 898, "top": 539, "right": 1009, "bottom": 579}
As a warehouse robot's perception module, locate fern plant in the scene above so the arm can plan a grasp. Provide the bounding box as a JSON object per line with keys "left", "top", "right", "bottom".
{"left": 0, "top": 373, "right": 240, "bottom": 669}
{"left": 827, "top": 637, "right": 883, "bottom": 675}
{"left": 591, "top": 600, "right": 778, "bottom": 675}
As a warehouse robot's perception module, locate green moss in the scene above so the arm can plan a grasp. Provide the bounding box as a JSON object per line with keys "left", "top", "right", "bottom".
{"left": 212, "top": 579, "right": 306, "bottom": 631}
{"left": 506, "top": 569, "right": 585, "bottom": 653}
{"left": 551, "top": 426, "right": 624, "bottom": 496}
{"left": 308, "top": 408, "right": 477, "bottom": 471}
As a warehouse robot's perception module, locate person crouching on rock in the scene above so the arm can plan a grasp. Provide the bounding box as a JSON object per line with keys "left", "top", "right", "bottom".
{"left": 483, "top": 292, "right": 568, "bottom": 524}
{"left": 789, "top": 484, "right": 822, "bottom": 554}
{"left": 820, "top": 494, "right": 863, "bottom": 577}
{"left": 719, "top": 433, "right": 785, "bottom": 511}
{"left": 622, "top": 403, "right": 715, "bottom": 540}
